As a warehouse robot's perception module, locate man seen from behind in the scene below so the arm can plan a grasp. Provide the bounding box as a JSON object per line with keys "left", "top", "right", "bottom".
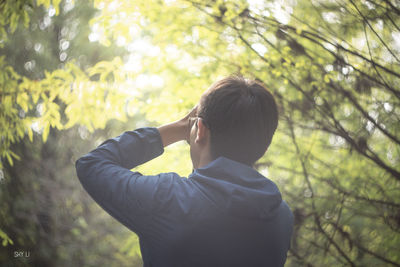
{"left": 76, "top": 76, "right": 294, "bottom": 267}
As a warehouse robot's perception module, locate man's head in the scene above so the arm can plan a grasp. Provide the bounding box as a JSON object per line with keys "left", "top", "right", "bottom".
{"left": 189, "top": 76, "right": 278, "bottom": 168}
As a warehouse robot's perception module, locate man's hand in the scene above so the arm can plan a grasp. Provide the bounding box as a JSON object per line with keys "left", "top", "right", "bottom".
{"left": 157, "top": 106, "right": 197, "bottom": 147}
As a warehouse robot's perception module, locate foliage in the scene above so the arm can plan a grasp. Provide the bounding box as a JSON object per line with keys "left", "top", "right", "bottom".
{"left": 89, "top": 0, "right": 400, "bottom": 266}
{"left": 1, "top": 0, "right": 399, "bottom": 266}
{"left": 1, "top": 1, "right": 141, "bottom": 266}
{"left": 0, "top": 0, "right": 131, "bottom": 169}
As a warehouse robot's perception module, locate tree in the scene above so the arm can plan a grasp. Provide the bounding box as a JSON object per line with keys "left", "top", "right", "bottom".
{"left": 1, "top": 1, "right": 141, "bottom": 266}
{"left": 0, "top": 0, "right": 131, "bottom": 170}
{"left": 89, "top": 0, "right": 400, "bottom": 265}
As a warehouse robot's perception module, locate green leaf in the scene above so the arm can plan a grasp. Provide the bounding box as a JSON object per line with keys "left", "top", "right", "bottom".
{"left": 324, "top": 74, "right": 330, "bottom": 83}
{"left": 28, "top": 127, "right": 33, "bottom": 142}
{"left": 5, "top": 152, "right": 13, "bottom": 166}
{"left": 42, "top": 124, "right": 50, "bottom": 142}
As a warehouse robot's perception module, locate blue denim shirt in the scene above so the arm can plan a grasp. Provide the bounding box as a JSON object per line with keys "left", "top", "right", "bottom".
{"left": 76, "top": 127, "right": 293, "bottom": 267}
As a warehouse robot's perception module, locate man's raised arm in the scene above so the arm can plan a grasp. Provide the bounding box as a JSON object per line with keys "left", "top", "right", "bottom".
{"left": 75, "top": 107, "right": 196, "bottom": 232}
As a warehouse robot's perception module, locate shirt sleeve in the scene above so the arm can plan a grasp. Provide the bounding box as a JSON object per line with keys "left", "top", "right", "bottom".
{"left": 75, "top": 127, "right": 165, "bottom": 234}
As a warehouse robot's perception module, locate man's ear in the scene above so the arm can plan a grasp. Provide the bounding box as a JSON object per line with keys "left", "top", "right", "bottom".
{"left": 195, "top": 118, "right": 209, "bottom": 144}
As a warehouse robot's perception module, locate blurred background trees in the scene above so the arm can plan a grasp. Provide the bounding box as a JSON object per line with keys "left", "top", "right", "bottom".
{"left": 1, "top": 0, "right": 399, "bottom": 266}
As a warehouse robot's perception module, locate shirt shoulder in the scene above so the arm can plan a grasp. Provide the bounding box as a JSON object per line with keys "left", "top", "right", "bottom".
{"left": 130, "top": 172, "right": 194, "bottom": 213}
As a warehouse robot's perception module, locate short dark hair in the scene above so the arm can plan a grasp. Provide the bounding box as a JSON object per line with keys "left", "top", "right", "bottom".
{"left": 198, "top": 76, "right": 278, "bottom": 166}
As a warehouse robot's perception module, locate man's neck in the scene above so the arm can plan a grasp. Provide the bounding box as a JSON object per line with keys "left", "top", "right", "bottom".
{"left": 196, "top": 149, "right": 213, "bottom": 169}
